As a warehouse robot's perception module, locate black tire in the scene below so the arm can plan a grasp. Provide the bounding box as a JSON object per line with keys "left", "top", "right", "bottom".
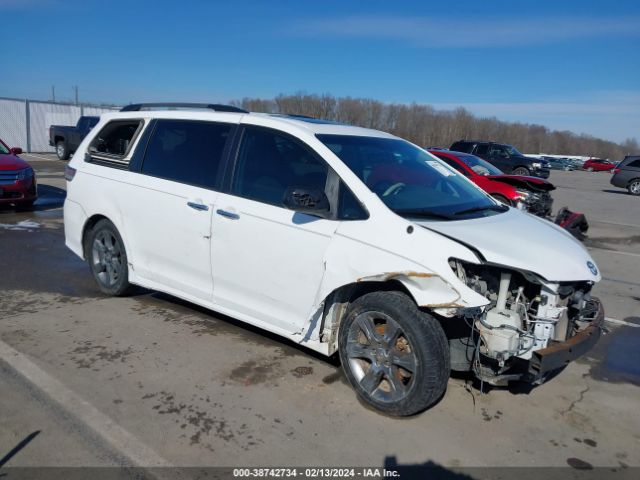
{"left": 56, "top": 140, "right": 70, "bottom": 160}
{"left": 628, "top": 179, "right": 640, "bottom": 196}
{"left": 491, "top": 194, "right": 512, "bottom": 206}
{"left": 512, "top": 166, "right": 530, "bottom": 176}
{"left": 338, "top": 291, "right": 450, "bottom": 416}
{"left": 84, "top": 219, "right": 132, "bottom": 296}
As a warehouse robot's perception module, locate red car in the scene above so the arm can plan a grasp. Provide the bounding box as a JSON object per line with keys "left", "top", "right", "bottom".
{"left": 429, "top": 149, "right": 555, "bottom": 217}
{"left": 583, "top": 158, "right": 615, "bottom": 172}
{"left": 0, "top": 138, "right": 37, "bottom": 208}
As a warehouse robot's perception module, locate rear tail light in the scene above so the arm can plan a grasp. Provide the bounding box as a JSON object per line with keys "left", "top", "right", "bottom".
{"left": 64, "top": 165, "right": 77, "bottom": 181}
{"left": 613, "top": 168, "right": 621, "bottom": 174}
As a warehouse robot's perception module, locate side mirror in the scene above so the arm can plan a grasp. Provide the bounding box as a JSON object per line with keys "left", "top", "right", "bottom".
{"left": 10, "top": 147, "right": 23, "bottom": 155}
{"left": 283, "top": 187, "right": 330, "bottom": 217}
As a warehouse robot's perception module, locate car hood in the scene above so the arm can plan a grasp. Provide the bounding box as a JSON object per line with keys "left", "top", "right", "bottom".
{"left": 416, "top": 208, "right": 600, "bottom": 282}
{"left": 0, "top": 154, "right": 29, "bottom": 171}
{"left": 486, "top": 175, "right": 555, "bottom": 192}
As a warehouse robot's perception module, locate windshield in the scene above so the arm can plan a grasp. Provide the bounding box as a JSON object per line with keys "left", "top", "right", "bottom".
{"left": 458, "top": 154, "right": 503, "bottom": 175}
{"left": 0, "top": 141, "right": 9, "bottom": 155}
{"left": 317, "top": 134, "right": 505, "bottom": 220}
{"left": 504, "top": 144, "right": 523, "bottom": 156}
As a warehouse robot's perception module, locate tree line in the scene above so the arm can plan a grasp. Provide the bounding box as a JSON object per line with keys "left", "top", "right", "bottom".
{"left": 232, "top": 93, "right": 638, "bottom": 160}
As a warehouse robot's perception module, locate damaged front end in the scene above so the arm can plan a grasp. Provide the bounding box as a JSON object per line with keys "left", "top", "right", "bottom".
{"left": 444, "top": 259, "right": 604, "bottom": 386}
{"left": 515, "top": 189, "right": 554, "bottom": 217}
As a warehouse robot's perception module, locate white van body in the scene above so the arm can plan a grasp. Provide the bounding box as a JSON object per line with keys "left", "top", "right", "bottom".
{"left": 64, "top": 106, "right": 604, "bottom": 415}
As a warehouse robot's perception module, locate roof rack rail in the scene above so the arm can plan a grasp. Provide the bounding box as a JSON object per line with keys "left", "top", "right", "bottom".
{"left": 120, "top": 103, "right": 248, "bottom": 113}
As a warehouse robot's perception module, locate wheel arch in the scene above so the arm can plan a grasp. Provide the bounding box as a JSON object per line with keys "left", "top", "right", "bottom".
{"left": 627, "top": 176, "right": 640, "bottom": 186}
{"left": 311, "top": 279, "right": 414, "bottom": 356}
{"left": 309, "top": 270, "right": 476, "bottom": 356}
{"left": 81, "top": 214, "right": 113, "bottom": 260}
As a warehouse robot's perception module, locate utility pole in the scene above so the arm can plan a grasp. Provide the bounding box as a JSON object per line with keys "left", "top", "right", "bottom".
{"left": 51, "top": 85, "right": 55, "bottom": 102}
{"left": 73, "top": 86, "right": 79, "bottom": 105}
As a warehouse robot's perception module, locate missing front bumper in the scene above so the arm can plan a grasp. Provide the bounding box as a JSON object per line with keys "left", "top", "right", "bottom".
{"left": 526, "top": 298, "right": 604, "bottom": 381}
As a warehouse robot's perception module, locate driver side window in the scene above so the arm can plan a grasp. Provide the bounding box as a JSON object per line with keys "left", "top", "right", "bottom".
{"left": 232, "top": 127, "right": 328, "bottom": 207}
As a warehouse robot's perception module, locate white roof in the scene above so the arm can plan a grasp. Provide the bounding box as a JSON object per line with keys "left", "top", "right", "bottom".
{"left": 98, "top": 109, "right": 396, "bottom": 139}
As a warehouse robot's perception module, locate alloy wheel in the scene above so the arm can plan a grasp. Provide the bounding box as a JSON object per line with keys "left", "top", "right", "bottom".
{"left": 630, "top": 180, "right": 640, "bottom": 195}
{"left": 346, "top": 311, "right": 417, "bottom": 403}
{"left": 91, "top": 230, "right": 123, "bottom": 287}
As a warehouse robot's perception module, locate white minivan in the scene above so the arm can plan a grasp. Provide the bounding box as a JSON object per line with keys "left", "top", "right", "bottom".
{"left": 64, "top": 103, "right": 604, "bottom": 416}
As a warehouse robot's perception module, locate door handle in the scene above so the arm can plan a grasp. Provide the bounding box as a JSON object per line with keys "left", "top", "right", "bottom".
{"left": 216, "top": 209, "right": 240, "bottom": 220}
{"left": 187, "top": 202, "right": 209, "bottom": 211}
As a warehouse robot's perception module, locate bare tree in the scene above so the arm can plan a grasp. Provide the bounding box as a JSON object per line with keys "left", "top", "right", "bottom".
{"left": 231, "top": 93, "right": 637, "bottom": 160}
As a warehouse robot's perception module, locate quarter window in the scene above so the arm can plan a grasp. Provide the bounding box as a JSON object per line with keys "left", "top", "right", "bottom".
{"left": 89, "top": 120, "right": 144, "bottom": 165}
{"left": 89, "top": 120, "right": 142, "bottom": 160}
{"left": 628, "top": 160, "right": 640, "bottom": 168}
{"left": 232, "top": 127, "right": 329, "bottom": 206}
{"left": 141, "top": 120, "right": 232, "bottom": 189}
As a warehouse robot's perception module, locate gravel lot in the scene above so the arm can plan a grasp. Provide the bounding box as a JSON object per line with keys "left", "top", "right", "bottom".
{"left": 1, "top": 154, "right": 638, "bottom": 475}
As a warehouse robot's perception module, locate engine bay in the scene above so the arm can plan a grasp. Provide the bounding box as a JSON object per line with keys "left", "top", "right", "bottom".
{"left": 447, "top": 259, "right": 601, "bottom": 384}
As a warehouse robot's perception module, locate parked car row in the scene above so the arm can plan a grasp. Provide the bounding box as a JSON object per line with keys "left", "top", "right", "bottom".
{"left": 428, "top": 149, "right": 554, "bottom": 217}
{"left": 540, "top": 156, "right": 575, "bottom": 171}
{"left": 449, "top": 140, "right": 551, "bottom": 178}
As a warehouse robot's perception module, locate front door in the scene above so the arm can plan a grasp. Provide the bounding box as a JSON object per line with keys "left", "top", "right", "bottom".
{"left": 211, "top": 126, "right": 337, "bottom": 332}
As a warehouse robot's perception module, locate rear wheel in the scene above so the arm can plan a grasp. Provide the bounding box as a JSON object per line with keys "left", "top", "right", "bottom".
{"left": 587, "top": 167, "right": 594, "bottom": 172}
{"left": 56, "top": 141, "right": 70, "bottom": 160}
{"left": 85, "top": 219, "right": 132, "bottom": 296}
{"left": 628, "top": 179, "right": 640, "bottom": 196}
{"left": 512, "top": 166, "right": 530, "bottom": 176}
{"left": 338, "top": 291, "right": 449, "bottom": 416}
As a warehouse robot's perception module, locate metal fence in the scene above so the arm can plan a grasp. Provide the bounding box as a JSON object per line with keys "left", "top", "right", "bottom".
{"left": 0, "top": 97, "right": 119, "bottom": 153}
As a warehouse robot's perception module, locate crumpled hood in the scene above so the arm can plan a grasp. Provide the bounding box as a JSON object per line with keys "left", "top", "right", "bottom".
{"left": 416, "top": 208, "right": 601, "bottom": 282}
{"left": 486, "top": 175, "right": 555, "bottom": 192}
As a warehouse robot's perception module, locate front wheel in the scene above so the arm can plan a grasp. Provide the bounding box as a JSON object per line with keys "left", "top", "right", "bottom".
{"left": 338, "top": 291, "right": 449, "bottom": 416}
{"left": 586, "top": 167, "right": 594, "bottom": 172}
{"left": 85, "top": 219, "right": 132, "bottom": 296}
{"left": 56, "top": 141, "right": 70, "bottom": 160}
{"left": 628, "top": 179, "right": 640, "bottom": 196}
{"left": 512, "top": 167, "right": 530, "bottom": 176}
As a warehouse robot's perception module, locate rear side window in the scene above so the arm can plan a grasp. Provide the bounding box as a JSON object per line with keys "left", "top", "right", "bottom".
{"left": 232, "top": 126, "right": 328, "bottom": 206}
{"left": 141, "top": 120, "right": 232, "bottom": 189}
{"left": 89, "top": 120, "right": 144, "bottom": 166}
{"left": 628, "top": 159, "right": 640, "bottom": 168}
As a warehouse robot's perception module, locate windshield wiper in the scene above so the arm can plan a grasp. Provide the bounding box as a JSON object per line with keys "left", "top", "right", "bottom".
{"left": 393, "top": 208, "right": 453, "bottom": 220}
{"left": 453, "top": 204, "right": 508, "bottom": 216}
